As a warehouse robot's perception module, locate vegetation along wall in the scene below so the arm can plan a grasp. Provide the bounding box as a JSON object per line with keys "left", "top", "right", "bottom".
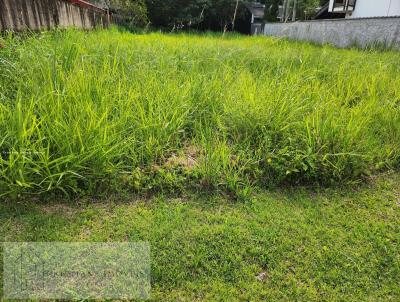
{"left": 0, "top": 0, "right": 109, "bottom": 31}
{"left": 264, "top": 17, "right": 400, "bottom": 49}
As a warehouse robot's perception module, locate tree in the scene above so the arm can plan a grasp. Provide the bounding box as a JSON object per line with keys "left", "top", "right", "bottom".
{"left": 145, "top": 0, "right": 209, "bottom": 29}
{"left": 90, "top": 0, "right": 148, "bottom": 27}
{"left": 297, "top": 0, "right": 320, "bottom": 20}
{"left": 264, "top": 0, "right": 321, "bottom": 22}
{"left": 200, "top": 0, "right": 249, "bottom": 32}
{"left": 112, "top": 0, "right": 148, "bottom": 26}
{"left": 145, "top": 0, "right": 249, "bottom": 32}
{"left": 292, "top": 0, "right": 297, "bottom": 20}
{"left": 264, "top": 0, "right": 280, "bottom": 22}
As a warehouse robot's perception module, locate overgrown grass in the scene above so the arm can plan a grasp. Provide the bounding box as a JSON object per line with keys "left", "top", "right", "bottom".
{"left": 0, "top": 28, "right": 399, "bottom": 198}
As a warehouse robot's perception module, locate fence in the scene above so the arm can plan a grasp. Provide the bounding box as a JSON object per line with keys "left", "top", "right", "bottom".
{"left": 0, "top": 0, "right": 109, "bottom": 31}
{"left": 263, "top": 17, "right": 400, "bottom": 49}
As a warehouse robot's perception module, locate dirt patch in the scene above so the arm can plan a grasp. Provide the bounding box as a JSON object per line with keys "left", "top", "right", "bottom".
{"left": 2, "top": 221, "right": 25, "bottom": 241}
{"left": 164, "top": 145, "right": 201, "bottom": 170}
{"left": 256, "top": 271, "right": 268, "bottom": 282}
{"left": 41, "top": 204, "right": 79, "bottom": 217}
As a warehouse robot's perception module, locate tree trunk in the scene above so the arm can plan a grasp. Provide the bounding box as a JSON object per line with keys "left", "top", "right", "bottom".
{"left": 284, "top": 0, "right": 292, "bottom": 23}
{"left": 282, "top": 0, "right": 288, "bottom": 22}
{"left": 292, "top": 0, "right": 297, "bottom": 21}
{"left": 232, "top": 0, "right": 240, "bottom": 31}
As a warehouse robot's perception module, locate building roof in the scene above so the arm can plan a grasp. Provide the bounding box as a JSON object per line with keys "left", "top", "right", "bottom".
{"left": 245, "top": 2, "right": 265, "bottom": 18}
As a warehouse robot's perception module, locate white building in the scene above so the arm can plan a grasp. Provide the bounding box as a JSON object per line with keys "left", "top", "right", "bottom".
{"left": 329, "top": 0, "right": 400, "bottom": 18}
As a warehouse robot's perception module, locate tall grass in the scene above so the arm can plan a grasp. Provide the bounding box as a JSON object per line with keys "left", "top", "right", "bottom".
{"left": 0, "top": 28, "right": 399, "bottom": 198}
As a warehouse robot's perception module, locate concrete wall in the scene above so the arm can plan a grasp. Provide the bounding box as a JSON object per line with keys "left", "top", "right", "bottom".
{"left": 251, "top": 23, "right": 263, "bottom": 35}
{"left": 263, "top": 17, "right": 400, "bottom": 49}
{"left": 0, "top": 0, "right": 109, "bottom": 31}
{"left": 349, "top": 0, "right": 400, "bottom": 18}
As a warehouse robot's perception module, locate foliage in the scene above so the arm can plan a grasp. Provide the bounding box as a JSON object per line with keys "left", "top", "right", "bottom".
{"left": 201, "top": 0, "right": 249, "bottom": 31}
{"left": 91, "top": 0, "right": 149, "bottom": 27}
{"left": 145, "top": 0, "right": 249, "bottom": 31}
{"left": 89, "top": 0, "right": 328, "bottom": 30}
{"left": 297, "top": 0, "right": 323, "bottom": 19}
{"left": 264, "top": 0, "right": 280, "bottom": 22}
{"left": 145, "top": 0, "right": 207, "bottom": 29}
{"left": 0, "top": 29, "right": 399, "bottom": 198}
{"left": 264, "top": 0, "right": 323, "bottom": 21}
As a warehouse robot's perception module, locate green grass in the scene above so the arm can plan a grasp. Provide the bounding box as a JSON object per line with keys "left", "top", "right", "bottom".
{"left": 1, "top": 172, "right": 399, "bottom": 301}
{"left": 1, "top": 28, "right": 399, "bottom": 301}
{"left": 0, "top": 28, "right": 399, "bottom": 198}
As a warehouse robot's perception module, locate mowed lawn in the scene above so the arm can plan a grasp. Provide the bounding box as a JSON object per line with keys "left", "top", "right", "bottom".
{"left": 1, "top": 172, "right": 399, "bottom": 301}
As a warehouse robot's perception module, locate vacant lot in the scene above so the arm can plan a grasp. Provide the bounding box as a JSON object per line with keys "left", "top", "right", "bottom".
{"left": 0, "top": 29, "right": 399, "bottom": 301}
{"left": 0, "top": 29, "right": 399, "bottom": 197}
